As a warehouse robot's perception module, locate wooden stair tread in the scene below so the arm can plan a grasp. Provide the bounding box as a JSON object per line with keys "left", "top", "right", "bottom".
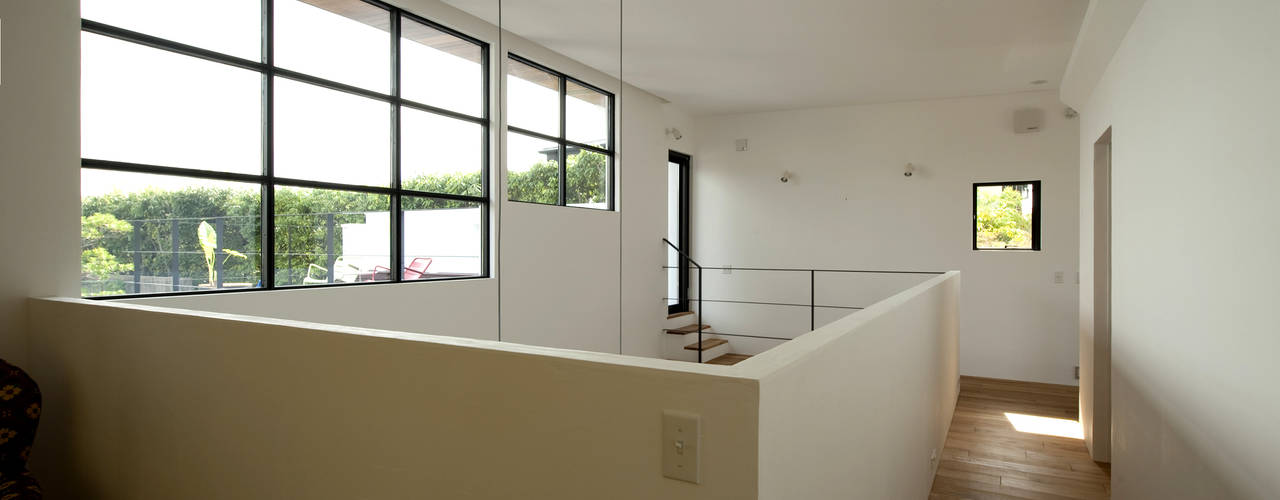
{"left": 706, "top": 353, "right": 752, "bottom": 366}
{"left": 665, "top": 324, "right": 711, "bottom": 335}
{"left": 684, "top": 338, "right": 728, "bottom": 351}
{"left": 666, "top": 311, "right": 695, "bottom": 320}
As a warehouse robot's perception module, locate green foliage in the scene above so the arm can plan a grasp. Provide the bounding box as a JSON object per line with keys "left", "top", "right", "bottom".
{"left": 80, "top": 154, "right": 609, "bottom": 295}
{"left": 507, "top": 150, "right": 608, "bottom": 205}
{"left": 976, "top": 187, "right": 1032, "bottom": 248}
{"left": 81, "top": 247, "right": 132, "bottom": 281}
{"left": 81, "top": 214, "right": 134, "bottom": 296}
{"left": 82, "top": 213, "right": 132, "bottom": 248}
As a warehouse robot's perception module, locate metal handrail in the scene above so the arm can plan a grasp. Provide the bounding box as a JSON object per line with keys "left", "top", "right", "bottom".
{"left": 660, "top": 243, "right": 946, "bottom": 355}
{"left": 662, "top": 238, "right": 704, "bottom": 362}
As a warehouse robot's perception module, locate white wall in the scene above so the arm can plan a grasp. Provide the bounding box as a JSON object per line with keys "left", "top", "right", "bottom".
{"left": 27, "top": 268, "right": 959, "bottom": 499}
{"left": 27, "top": 298, "right": 760, "bottom": 499}
{"left": 121, "top": 278, "right": 500, "bottom": 341}
{"left": 1070, "top": 0, "right": 1280, "bottom": 497}
{"left": 752, "top": 272, "right": 960, "bottom": 499}
{"left": 693, "top": 91, "right": 1080, "bottom": 385}
{"left": 0, "top": 0, "right": 82, "bottom": 365}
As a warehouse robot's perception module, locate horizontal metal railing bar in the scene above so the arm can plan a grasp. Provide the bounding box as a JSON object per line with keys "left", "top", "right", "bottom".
{"left": 663, "top": 297, "right": 863, "bottom": 310}
{"left": 704, "top": 332, "right": 794, "bottom": 342}
{"left": 662, "top": 265, "right": 942, "bottom": 275}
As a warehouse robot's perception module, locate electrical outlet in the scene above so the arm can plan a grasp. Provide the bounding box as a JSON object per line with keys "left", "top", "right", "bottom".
{"left": 1075, "top": 366, "right": 1080, "bottom": 380}
{"left": 1054, "top": 271, "right": 1065, "bottom": 284}
{"left": 662, "top": 410, "right": 700, "bottom": 483}
{"left": 735, "top": 138, "right": 749, "bottom": 151}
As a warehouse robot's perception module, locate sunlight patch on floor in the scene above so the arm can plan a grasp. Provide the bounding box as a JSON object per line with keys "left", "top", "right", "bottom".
{"left": 1004, "top": 412, "right": 1084, "bottom": 439}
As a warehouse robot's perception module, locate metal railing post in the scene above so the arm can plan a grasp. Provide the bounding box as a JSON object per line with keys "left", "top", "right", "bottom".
{"left": 170, "top": 219, "right": 180, "bottom": 291}
{"left": 698, "top": 266, "right": 704, "bottom": 363}
{"left": 132, "top": 224, "right": 143, "bottom": 294}
{"left": 325, "top": 213, "right": 336, "bottom": 283}
{"left": 664, "top": 238, "right": 706, "bottom": 363}
{"left": 810, "top": 269, "right": 816, "bottom": 331}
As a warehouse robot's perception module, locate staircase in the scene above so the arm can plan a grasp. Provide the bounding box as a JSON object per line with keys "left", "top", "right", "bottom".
{"left": 663, "top": 311, "right": 752, "bottom": 365}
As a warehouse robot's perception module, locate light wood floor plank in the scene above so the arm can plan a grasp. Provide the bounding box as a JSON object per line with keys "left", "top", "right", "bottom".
{"left": 931, "top": 376, "right": 1110, "bottom": 499}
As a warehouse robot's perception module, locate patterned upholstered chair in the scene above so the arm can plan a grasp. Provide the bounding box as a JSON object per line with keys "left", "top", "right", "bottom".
{"left": 0, "top": 359, "right": 41, "bottom": 499}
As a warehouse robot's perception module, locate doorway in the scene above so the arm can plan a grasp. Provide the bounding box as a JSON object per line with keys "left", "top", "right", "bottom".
{"left": 667, "top": 151, "right": 691, "bottom": 314}
{"left": 1085, "top": 128, "right": 1113, "bottom": 462}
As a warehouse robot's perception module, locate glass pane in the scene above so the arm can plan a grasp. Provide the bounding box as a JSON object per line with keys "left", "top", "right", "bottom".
{"left": 274, "top": 187, "right": 390, "bottom": 286}
{"left": 82, "top": 0, "right": 261, "bottom": 60}
{"left": 274, "top": 77, "right": 391, "bottom": 186}
{"left": 81, "top": 33, "right": 262, "bottom": 174}
{"left": 402, "top": 197, "right": 483, "bottom": 280}
{"left": 566, "top": 149, "right": 608, "bottom": 208}
{"left": 506, "top": 58, "right": 560, "bottom": 136}
{"left": 975, "top": 183, "right": 1035, "bottom": 249}
{"left": 401, "top": 17, "right": 484, "bottom": 117}
{"left": 401, "top": 108, "right": 483, "bottom": 197}
{"left": 80, "top": 170, "right": 262, "bottom": 297}
{"left": 507, "top": 132, "right": 559, "bottom": 205}
{"left": 667, "top": 160, "right": 681, "bottom": 306}
{"left": 275, "top": 0, "right": 391, "bottom": 92}
{"left": 566, "top": 81, "right": 609, "bottom": 148}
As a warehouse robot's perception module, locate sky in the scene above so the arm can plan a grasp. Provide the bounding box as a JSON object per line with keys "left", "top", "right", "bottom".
{"left": 80, "top": 0, "right": 609, "bottom": 197}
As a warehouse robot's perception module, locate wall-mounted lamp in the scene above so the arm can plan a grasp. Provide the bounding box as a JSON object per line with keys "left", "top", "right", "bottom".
{"left": 904, "top": 163, "right": 916, "bottom": 177}
{"left": 666, "top": 128, "right": 684, "bottom": 141}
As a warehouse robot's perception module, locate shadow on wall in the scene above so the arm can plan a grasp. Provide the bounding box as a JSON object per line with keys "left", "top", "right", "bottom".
{"left": 1110, "top": 363, "right": 1239, "bottom": 499}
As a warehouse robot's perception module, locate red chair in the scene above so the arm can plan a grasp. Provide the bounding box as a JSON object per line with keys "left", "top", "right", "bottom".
{"left": 403, "top": 257, "right": 433, "bottom": 280}
{"left": 371, "top": 265, "right": 393, "bottom": 281}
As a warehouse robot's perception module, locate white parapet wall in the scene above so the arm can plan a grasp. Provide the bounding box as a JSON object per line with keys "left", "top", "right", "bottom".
{"left": 749, "top": 271, "right": 961, "bottom": 499}
{"left": 26, "top": 299, "right": 761, "bottom": 499}
{"left": 25, "top": 271, "right": 958, "bottom": 499}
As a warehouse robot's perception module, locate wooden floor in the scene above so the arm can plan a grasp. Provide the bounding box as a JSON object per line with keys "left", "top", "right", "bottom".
{"left": 930, "top": 376, "right": 1110, "bottom": 500}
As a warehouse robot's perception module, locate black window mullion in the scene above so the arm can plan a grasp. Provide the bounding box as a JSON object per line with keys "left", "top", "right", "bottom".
{"left": 558, "top": 75, "right": 568, "bottom": 206}
{"left": 608, "top": 93, "right": 616, "bottom": 211}
{"left": 390, "top": 12, "right": 403, "bottom": 283}
{"left": 262, "top": 0, "right": 276, "bottom": 290}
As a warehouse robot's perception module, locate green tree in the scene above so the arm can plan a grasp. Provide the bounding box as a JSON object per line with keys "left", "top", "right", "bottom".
{"left": 81, "top": 213, "right": 134, "bottom": 296}
{"left": 976, "top": 187, "right": 1032, "bottom": 248}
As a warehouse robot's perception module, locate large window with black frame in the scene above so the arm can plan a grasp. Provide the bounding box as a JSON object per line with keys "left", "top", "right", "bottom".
{"left": 505, "top": 55, "right": 615, "bottom": 209}
{"left": 79, "top": 0, "right": 490, "bottom": 298}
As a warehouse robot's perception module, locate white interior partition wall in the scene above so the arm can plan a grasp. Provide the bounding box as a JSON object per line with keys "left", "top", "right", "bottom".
{"left": 27, "top": 272, "right": 958, "bottom": 499}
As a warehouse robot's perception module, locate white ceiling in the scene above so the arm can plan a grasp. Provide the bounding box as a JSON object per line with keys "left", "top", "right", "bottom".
{"left": 445, "top": 0, "right": 1088, "bottom": 116}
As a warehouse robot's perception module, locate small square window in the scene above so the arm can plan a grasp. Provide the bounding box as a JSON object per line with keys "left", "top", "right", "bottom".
{"left": 974, "top": 181, "right": 1041, "bottom": 251}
